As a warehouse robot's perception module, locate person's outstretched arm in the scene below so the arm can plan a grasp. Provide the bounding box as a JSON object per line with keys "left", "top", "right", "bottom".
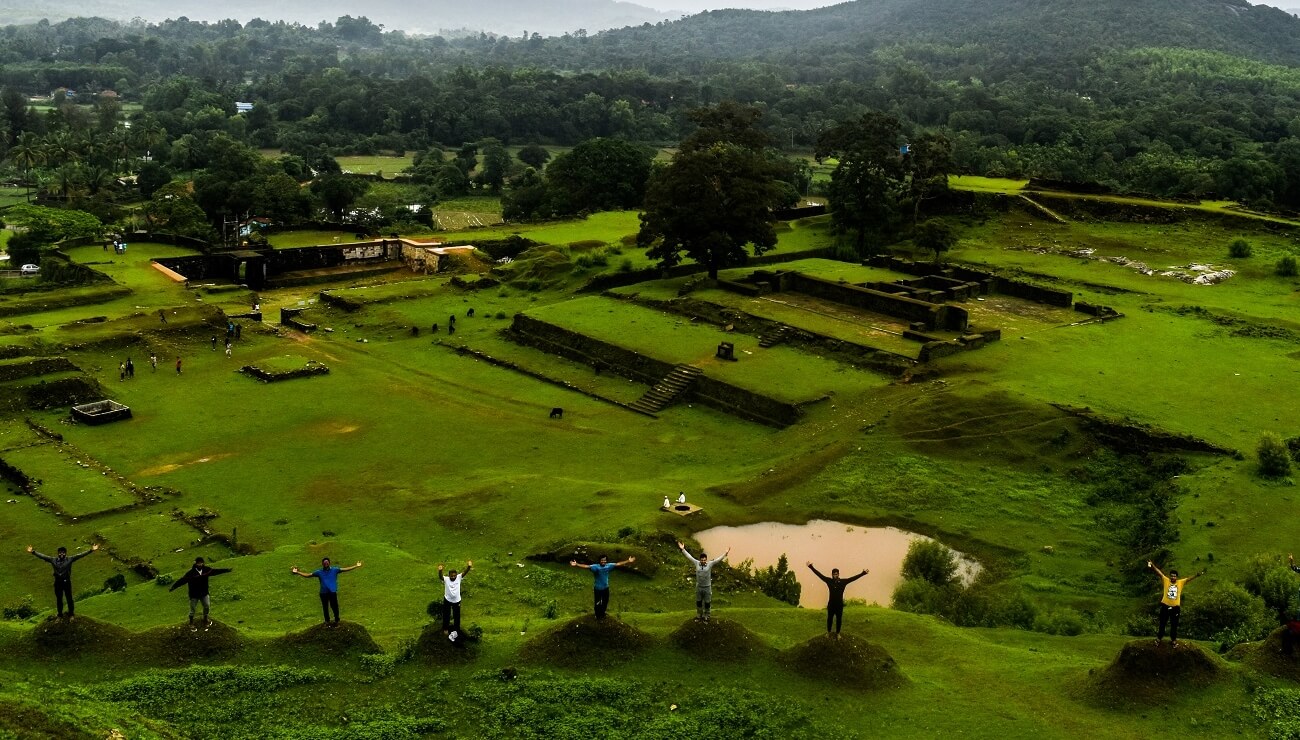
{"left": 1147, "top": 561, "right": 1167, "bottom": 580}
{"left": 568, "top": 560, "right": 589, "bottom": 568}
{"left": 843, "top": 568, "right": 870, "bottom": 584}
{"left": 27, "top": 546, "right": 54, "bottom": 564}
{"left": 615, "top": 556, "right": 637, "bottom": 567}
{"left": 807, "top": 562, "right": 830, "bottom": 583}
{"left": 677, "top": 541, "right": 700, "bottom": 567}
{"left": 209, "top": 568, "right": 232, "bottom": 577}
{"left": 169, "top": 572, "right": 192, "bottom": 592}
{"left": 461, "top": 561, "right": 472, "bottom": 577}
{"left": 339, "top": 561, "right": 363, "bottom": 573}
{"left": 707, "top": 548, "right": 731, "bottom": 567}
{"left": 1185, "top": 569, "right": 1207, "bottom": 583}
{"left": 69, "top": 543, "right": 99, "bottom": 562}
{"left": 289, "top": 567, "right": 316, "bottom": 578}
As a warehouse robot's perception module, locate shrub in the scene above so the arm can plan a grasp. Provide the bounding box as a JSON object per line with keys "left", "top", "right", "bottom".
{"left": 1242, "top": 553, "right": 1299, "bottom": 618}
{"left": 154, "top": 574, "right": 175, "bottom": 586}
{"left": 543, "top": 600, "right": 558, "bottom": 619}
{"left": 891, "top": 578, "right": 952, "bottom": 615}
{"left": 750, "top": 554, "right": 801, "bottom": 606}
{"left": 900, "top": 539, "right": 958, "bottom": 586}
{"left": 618, "top": 258, "right": 634, "bottom": 272}
{"left": 1228, "top": 239, "right": 1252, "bottom": 258}
{"left": 1182, "top": 581, "right": 1272, "bottom": 645}
{"left": 1032, "top": 609, "right": 1086, "bottom": 636}
{"left": 1278, "top": 256, "right": 1299, "bottom": 277}
{"left": 1259, "top": 432, "right": 1294, "bottom": 478}
{"left": 2, "top": 595, "right": 36, "bottom": 620}
{"left": 591, "top": 251, "right": 609, "bottom": 267}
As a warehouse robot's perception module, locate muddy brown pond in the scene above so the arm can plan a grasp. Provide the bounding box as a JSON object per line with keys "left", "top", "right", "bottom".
{"left": 694, "top": 519, "right": 980, "bottom": 608}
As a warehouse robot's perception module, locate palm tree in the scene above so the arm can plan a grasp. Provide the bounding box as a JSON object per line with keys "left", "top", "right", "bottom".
{"left": 7, "top": 131, "right": 42, "bottom": 202}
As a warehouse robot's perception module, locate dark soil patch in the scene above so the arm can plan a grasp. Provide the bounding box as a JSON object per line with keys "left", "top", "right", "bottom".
{"left": 669, "top": 618, "right": 773, "bottom": 662}
{"left": 412, "top": 622, "right": 480, "bottom": 663}
{"left": 136, "top": 620, "right": 242, "bottom": 665}
{"left": 520, "top": 614, "right": 653, "bottom": 668}
{"left": 278, "top": 621, "right": 382, "bottom": 657}
{"left": 1084, "top": 639, "right": 1223, "bottom": 706}
{"left": 778, "top": 633, "right": 906, "bottom": 690}
{"left": 27, "top": 615, "right": 132, "bottom": 657}
{"left": 1241, "top": 627, "right": 1300, "bottom": 682}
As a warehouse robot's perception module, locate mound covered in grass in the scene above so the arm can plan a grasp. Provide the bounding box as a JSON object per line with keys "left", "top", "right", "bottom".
{"left": 520, "top": 614, "right": 653, "bottom": 668}
{"left": 137, "top": 620, "right": 242, "bottom": 665}
{"left": 778, "top": 633, "right": 905, "bottom": 690}
{"left": 278, "top": 621, "right": 381, "bottom": 657}
{"left": 669, "top": 618, "right": 772, "bottom": 662}
{"left": 1240, "top": 627, "right": 1300, "bottom": 682}
{"left": 28, "top": 615, "right": 132, "bottom": 656}
{"left": 1085, "top": 640, "right": 1223, "bottom": 705}
{"left": 0, "top": 699, "right": 94, "bottom": 740}
{"left": 413, "top": 622, "right": 480, "bottom": 663}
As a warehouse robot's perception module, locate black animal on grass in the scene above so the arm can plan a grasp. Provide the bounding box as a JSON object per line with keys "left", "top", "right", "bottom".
{"left": 550, "top": 408, "right": 564, "bottom": 419}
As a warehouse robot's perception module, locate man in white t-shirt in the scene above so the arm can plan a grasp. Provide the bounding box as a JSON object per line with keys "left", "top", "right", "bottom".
{"left": 437, "top": 561, "right": 473, "bottom": 635}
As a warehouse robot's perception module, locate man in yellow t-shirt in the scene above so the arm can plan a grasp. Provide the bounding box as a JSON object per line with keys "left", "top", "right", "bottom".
{"left": 1148, "top": 561, "right": 1205, "bottom": 647}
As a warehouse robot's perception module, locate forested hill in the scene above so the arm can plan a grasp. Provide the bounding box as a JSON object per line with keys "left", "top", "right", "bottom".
{"left": 555, "top": 0, "right": 1300, "bottom": 69}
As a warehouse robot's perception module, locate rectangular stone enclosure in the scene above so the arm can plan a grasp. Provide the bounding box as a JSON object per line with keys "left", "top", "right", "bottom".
{"left": 71, "top": 399, "right": 132, "bottom": 425}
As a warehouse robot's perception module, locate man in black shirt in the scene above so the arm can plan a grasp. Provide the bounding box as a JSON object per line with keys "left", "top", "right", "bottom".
{"left": 169, "top": 557, "right": 232, "bottom": 631}
{"left": 808, "top": 562, "right": 868, "bottom": 637}
{"left": 27, "top": 543, "right": 99, "bottom": 618}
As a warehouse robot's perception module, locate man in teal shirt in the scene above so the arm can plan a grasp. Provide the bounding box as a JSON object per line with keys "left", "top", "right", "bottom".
{"left": 291, "top": 557, "right": 363, "bottom": 627}
{"left": 570, "top": 554, "right": 636, "bottom": 620}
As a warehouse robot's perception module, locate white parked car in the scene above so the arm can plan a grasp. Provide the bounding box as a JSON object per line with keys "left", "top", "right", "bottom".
{"left": 19, "top": 264, "right": 39, "bottom": 275}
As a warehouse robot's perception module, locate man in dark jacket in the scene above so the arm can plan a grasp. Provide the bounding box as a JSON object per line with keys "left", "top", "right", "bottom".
{"left": 27, "top": 543, "right": 98, "bottom": 618}
{"left": 808, "top": 562, "right": 869, "bottom": 637}
{"left": 169, "top": 557, "right": 232, "bottom": 631}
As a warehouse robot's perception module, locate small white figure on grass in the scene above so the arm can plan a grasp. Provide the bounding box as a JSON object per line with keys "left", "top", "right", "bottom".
{"left": 677, "top": 491, "right": 686, "bottom": 505}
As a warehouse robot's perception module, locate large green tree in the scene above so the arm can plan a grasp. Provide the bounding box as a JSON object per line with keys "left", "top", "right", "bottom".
{"left": 816, "top": 112, "right": 906, "bottom": 255}
{"left": 638, "top": 104, "right": 792, "bottom": 280}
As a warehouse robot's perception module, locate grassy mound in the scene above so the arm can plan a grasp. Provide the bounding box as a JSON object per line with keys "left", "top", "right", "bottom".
{"left": 669, "top": 618, "right": 773, "bottom": 662}
{"left": 778, "top": 633, "right": 906, "bottom": 690}
{"left": 28, "top": 615, "right": 132, "bottom": 656}
{"left": 1085, "top": 640, "right": 1223, "bottom": 705}
{"left": 1241, "top": 627, "right": 1300, "bottom": 682}
{"left": 520, "top": 614, "right": 653, "bottom": 668}
{"left": 278, "top": 621, "right": 382, "bottom": 657}
{"left": 0, "top": 699, "right": 93, "bottom": 740}
{"left": 136, "top": 620, "right": 242, "bottom": 665}
{"left": 412, "top": 622, "right": 480, "bottom": 663}
{"left": 502, "top": 246, "right": 573, "bottom": 289}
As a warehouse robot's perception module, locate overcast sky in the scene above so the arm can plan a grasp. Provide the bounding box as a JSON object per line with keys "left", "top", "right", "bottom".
{"left": 660, "top": 1, "right": 842, "bottom": 11}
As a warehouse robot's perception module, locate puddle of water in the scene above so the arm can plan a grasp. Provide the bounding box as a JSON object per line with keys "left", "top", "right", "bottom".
{"left": 694, "top": 519, "right": 981, "bottom": 608}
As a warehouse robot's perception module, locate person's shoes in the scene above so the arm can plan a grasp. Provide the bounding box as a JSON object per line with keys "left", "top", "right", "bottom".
{"left": 332, "top": 621, "right": 340, "bottom": 629}
{"left": 67, "top": 614, "right": 75, "bottom": 621}
{"left": 204, "top": 620, "right": 212, "bottom": 632}
{"left": 191, "top": 624, "right": 199, "bottom": 632}
{"left": 1170, "top": 640, "right": 1178, "bottom": 648}
{"left": 1154, "top": 639, "right": 1162, "bottom": 647}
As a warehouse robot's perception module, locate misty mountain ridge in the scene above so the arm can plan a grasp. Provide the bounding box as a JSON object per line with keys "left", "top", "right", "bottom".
{"left": 0, "top": 0, "right": 678, "bottom": 36}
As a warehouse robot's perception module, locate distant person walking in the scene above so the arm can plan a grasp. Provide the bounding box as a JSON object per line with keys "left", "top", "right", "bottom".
{"left": 175, "top": 357, "right": 182, "bottom": 375}
{"left": 677, "top": 541, "right": 729, "bottom": 621}
{"left": 168, "top": 557, "right": 232, "bottom": 631}
{"left": 808, "top": 562, "right": 868, "bottom": 637}
{"left": 125, "top": 358, "right": 134, "bottom": 378}
{"left": 570, "top": 554, "right": 636, "bottom": 620}
{"left": 1148, "top": 561, "right": 1204, "bottom": 647}
{"left": 27, "top": 543, "right": 99, "bottom": 619}
{"left": 291, "top": 558, "right": 363, "bottom": 627}
{"left": 150, "top": 353, "right": 158, "bottom": 372}
{"left": 211, "top": 336, "right": 217, "bottom": 351}
{"left": 119, "top": 361, "right": 126, "bottom": 381}
{"left": 224, "top": 341, "right": 232, "bottom": 358}
{"left": 437, "top": 561, "right": 473, "bottom": 636}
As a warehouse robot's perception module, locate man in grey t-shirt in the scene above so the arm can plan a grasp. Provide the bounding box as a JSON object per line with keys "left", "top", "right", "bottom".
{"left": 678, "top": 541, "right": 729, "bottom": 622}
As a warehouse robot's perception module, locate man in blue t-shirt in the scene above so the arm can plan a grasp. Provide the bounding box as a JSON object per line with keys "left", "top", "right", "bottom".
{"left": 291, "top": 557, "right": 363, "bottom": 627}
{"left": 569, "top": 554, "right": 636, "bottom": 619}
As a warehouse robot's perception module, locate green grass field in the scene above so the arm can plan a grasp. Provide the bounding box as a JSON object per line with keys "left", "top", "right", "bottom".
{"left": 1, "top": 200, "right": 1299, "bottom": 736}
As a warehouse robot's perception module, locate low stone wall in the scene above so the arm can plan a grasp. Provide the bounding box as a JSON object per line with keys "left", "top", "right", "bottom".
{"left": 508, "top": 314, "right": 801, "bottom": 427}
{"left": 0, "top": 356, "right": 76, "bottom": 382}
{"left": 785, "top": 272, "right": 963, "bottom": 331}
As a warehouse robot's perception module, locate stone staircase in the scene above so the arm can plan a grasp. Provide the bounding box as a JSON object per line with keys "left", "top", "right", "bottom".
{"left": 629, "top": 364, "right": 703, "bottom": 414}
{"left": 758, "top": 324, "right": 790, "bottom": 348}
